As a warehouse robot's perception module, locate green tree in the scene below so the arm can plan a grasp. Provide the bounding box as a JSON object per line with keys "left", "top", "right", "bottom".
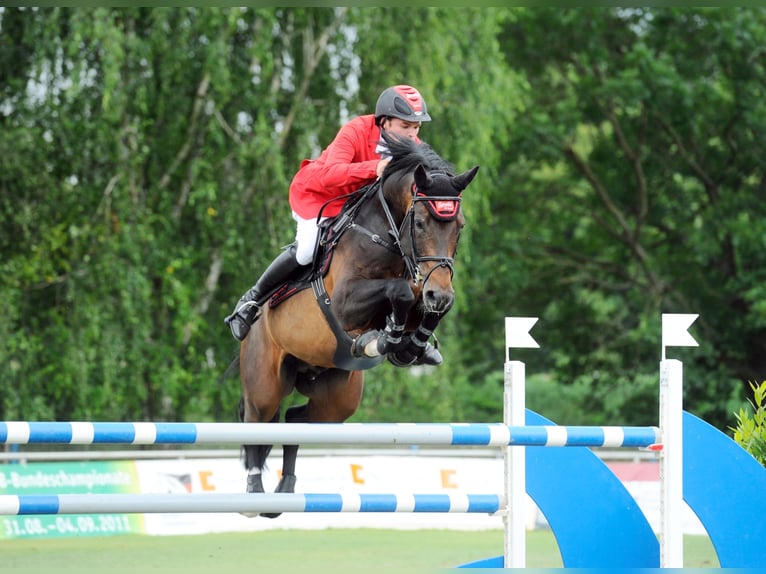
{"left": 0, "top": 7, "right": 516, "bottom": 424}
{"left": 483, "top": 7, "right": 766, "bottom": 427}
{"left": 3, "top": 7, "right": 764, "bottom": 432}
{"left": 0, "top": 7, "right": 357, "bottom": 421}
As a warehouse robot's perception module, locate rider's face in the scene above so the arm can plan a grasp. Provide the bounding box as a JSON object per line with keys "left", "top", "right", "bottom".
{"left": 382, "top": 117, "right": 421, "bottom": 140}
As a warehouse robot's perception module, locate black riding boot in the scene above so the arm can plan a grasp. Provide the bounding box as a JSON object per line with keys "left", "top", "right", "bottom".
{"left": 225, "top": 246, "right": 303, "bottom": 341}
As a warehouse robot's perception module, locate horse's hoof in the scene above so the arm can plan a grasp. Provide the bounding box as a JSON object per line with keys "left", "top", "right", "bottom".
{"left": 387, "top": 351, "right": 418, "bottom": 367}
{"left": 261, "top": 474, "right": 297, "bottom": 519}
{"left": 415, "top": 343, "right": 443, "bottom": 366}
{"left": 388, "top": 343, "right": 443, "bottom": 367}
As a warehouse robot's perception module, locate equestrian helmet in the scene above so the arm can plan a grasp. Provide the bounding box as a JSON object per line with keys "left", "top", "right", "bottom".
{"left": 375, "top": 85, "right": 431, "bottom": 124}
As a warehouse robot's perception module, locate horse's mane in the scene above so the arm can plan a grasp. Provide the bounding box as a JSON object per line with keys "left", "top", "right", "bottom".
{"left": 379, "top": 129, "right": 455, "bottom": 181}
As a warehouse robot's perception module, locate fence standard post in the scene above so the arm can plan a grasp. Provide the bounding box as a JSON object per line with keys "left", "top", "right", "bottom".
{"left": 659, "top": 357, "right": 684, "bottom": 567}
{"left": 504, "top": 359, "right": 526, "bottom": 568}
{"left": 659, "top": 313, "right": 698, "bottom": 567}
{"left": 503, "top": 317, "right": 539, "bottom": 568}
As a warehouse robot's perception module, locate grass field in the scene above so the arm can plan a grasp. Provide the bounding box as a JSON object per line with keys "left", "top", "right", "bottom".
{"left": 0, "top": 529, "right": 718, "bottom": 573}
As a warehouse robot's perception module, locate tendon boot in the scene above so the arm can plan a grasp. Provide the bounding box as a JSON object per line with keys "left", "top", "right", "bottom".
{"left": 388, "top": 334, "right": 443, "bottom": 367}
{"left": 225, "top": 246, "right": 304, "bottom": 341}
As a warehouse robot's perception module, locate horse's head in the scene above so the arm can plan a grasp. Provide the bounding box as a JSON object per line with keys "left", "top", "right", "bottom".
{"left": 401, "top": 163, "right": 478, "bottom": 313}
{"left": 379, "top": 131, "right": 479, "bottom": 314}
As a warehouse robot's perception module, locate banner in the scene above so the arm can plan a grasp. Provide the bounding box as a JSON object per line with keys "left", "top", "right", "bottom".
{"left": 0, "top": 461, "right": 145, "bottom": 539}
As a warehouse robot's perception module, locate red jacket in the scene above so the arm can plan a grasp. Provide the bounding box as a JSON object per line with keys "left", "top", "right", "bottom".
{"left": 289, "top": 114, "right": 382, "bottom": 219}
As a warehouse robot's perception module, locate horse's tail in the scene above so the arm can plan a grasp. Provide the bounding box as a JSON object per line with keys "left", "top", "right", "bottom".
{"left": 216, "top": 352, "right": 240, "bottom": 382}
{"left": 215, "top": 352, "right": 241, "bottom": 421}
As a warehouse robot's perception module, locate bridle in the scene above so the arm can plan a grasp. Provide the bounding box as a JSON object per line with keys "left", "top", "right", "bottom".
{"left": 356, "top": 176, "right": 462, "bottom": 287}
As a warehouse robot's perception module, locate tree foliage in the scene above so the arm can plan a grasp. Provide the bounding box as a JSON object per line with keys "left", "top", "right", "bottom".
{"left": 484, "top": 7, "right": 766, "bottom": 427}
{"left": 1, "top": 7, "right": 764, "bottom": 431}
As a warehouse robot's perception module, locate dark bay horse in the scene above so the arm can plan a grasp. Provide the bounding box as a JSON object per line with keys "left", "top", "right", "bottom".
{"left": 238, "top": 132, "right": 479, "bottom": 516}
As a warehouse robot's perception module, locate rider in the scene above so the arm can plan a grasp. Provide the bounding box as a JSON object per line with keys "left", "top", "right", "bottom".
{"left": 225, "top": 85, "right": 436, "bottom": 353}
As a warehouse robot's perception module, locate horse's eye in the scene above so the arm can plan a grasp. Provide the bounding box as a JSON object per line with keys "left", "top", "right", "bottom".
{"left": 415, "top": 218, "right": 426, "bottom": 232}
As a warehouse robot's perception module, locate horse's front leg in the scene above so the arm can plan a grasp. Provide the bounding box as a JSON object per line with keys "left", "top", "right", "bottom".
{"left": 375, "top": 283, "right": 420, "bottom": 356}
{"left": 340, "top": 278, "right": 415, "bottom": 359}
{"left": 388, "top": 311, "right": 445, "bottom": 367}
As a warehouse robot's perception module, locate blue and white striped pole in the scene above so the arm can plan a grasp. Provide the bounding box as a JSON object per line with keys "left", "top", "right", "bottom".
{"left": 0, "top": 493, "right": 504, "bottom": 516}
{"left": 0, "top": 421, "right": 659, "bottom": 448}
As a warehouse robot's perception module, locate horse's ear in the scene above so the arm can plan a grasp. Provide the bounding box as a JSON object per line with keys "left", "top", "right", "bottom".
{"left": 414, "top": 164, "right": 432, "bottom": 191}
{"left": 451, "top": 166, "right": 480, "bottom": 192}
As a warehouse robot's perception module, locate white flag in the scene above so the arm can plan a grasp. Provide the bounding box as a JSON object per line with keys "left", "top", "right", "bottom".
{"left": 505, "top": 317, "right": 539, "bottom": 349}
{"left": 662, "top": 313, "right": 699, "bottom": 348}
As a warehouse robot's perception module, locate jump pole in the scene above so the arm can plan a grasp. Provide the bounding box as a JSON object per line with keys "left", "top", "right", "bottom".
{"left": 0, "top": 422, "right": 658, "bottom": 448}
{"left": 0, "top": 493, "right": 504, "bottom": 516}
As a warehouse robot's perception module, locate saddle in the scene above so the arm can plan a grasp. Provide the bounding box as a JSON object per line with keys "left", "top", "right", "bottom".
{"left": 266, "top": 182, "right": 386, "bottom": 370}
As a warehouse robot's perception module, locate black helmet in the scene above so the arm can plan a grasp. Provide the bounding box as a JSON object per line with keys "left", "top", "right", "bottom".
{"left": 375, "top": 85, "right": 431, "bottom": 124}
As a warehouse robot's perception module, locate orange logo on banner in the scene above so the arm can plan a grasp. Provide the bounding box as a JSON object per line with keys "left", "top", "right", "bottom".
{"left": 441, "top": 469, "right": 458, "bottom": 489}
{"left": 199, "top": 470, "right": 215, "bottom": 491}
{"left": 350, "top": 463, "right": 365, "bottom": 484}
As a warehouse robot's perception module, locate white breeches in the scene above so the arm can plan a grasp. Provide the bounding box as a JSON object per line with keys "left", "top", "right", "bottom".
{"left": 292, "top": 212, "right": 326, "bottom": 265}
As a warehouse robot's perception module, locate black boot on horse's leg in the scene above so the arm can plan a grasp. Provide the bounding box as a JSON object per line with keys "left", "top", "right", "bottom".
{"left": 240, "top": 443, "right": 273, "bottom": 517}
{"left": 377, "top": 314, "right": 407, "bottom": 354}
{"left": 260, "top": 445, "right": 298, "bottom": 519}
{"left": 242, "top": 444, "right": 273, "bottom": 493}
{"left": 225, "top": 245, "right": 304, "bottom": 341}
{"left": 350, "top": 316, "right": 406, "bottom": 359}
{"left": 351, "top": 281, "right": 414, "bottom": 359}
{"left": 389, "top": 319, "right": 443, "bottom": 367}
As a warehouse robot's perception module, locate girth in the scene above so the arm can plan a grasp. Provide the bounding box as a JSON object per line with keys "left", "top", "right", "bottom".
{"left": 311, "top": 276, "right": 385, "bottom": 371}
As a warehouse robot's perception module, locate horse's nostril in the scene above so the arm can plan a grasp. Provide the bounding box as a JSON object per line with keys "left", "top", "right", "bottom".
{"left": 425, "top": 290, "right": 454, "bottom": 313}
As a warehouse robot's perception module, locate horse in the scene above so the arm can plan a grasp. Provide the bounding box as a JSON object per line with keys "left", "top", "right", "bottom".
{"left": 238, "top": 131, "right": 479, "bottom": 516}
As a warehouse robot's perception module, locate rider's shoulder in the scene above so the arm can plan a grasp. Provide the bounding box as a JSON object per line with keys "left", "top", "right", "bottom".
{"left": 340, "top": 114, "right": 376, "bottom": 133}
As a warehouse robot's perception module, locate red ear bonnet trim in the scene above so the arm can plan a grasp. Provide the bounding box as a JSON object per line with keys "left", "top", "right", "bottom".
{"left": 414, "top": 188, "right": 461, "bottom": 221}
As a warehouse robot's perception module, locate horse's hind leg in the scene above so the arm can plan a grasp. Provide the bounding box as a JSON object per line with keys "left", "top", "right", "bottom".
{"left": 284, "top": 369, "right": 363, "bottom": 479}
{"left": 279, "top": 403, "right": 308, "bottom": 485}
{"left": 239, "top": 398, "right": 279, "bottom": 494}
{"left": 258, "top": 403, "right": 305, "bottom": 519}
